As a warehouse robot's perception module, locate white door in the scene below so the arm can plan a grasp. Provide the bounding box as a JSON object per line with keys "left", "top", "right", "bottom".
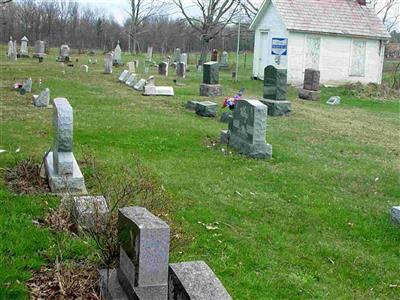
{"left": 305, "top": 35, "right": 321, "bottom": 70}
{"left": 258, "top": 31, "right": 269, "bottom": 78}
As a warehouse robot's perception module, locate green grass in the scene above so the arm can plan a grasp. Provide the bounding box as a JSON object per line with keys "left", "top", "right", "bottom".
{"left": 0, "top": 47, "right": 399, "bottom": 299}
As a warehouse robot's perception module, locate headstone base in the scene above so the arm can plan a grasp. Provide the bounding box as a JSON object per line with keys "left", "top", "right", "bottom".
{"left": 298, "top": 89, "right": 320, "bottom": 101}
{"left": 44, "top": 152, "right": 87, "bottom": 194}
{"left": 195, "top": 101, "right": 217, "bottom": 117}
{"left": 200, "top": 84, "right": 223, "bottom": 97}
{"left": 99, "top": 269, "right": 129, "bottom": 300}
{"left": 390, "top": 206, "right": 400, "bottom": 225}
{"left": 260, "top": 99, "right": 292, "bottom": 117}
{"left": 186, "top": 101, "right": 201, "bottom": 111}
{"left": 220, "top": 130, "right": 230, "bottom": 144}
{"left": 229, "top": 134, "right": 272, "bottom": 159}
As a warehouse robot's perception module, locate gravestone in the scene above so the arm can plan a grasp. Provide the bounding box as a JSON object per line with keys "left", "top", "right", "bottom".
{"left": 21, "top": 78, "right": 32, "bottom": 94}
{"left": 220, "top": 51, "right": 228, "bottom": 68}
{"left": 298, "top": 69, "right": 321, "bottom": 101}
{"left": 200, "top": 62, "right": 222, "bottom": 97}
{"left": 125, "top": 74, "right": 138, "bottom": 87}
{"left": 7, "top": 37, "right": 13, "bottom": 59}
{"left": 104, "top": 53, "right": 113, "bottom": 74}
{"left": 195, "top": 101, "right": 217, "bottom": 118}
{"left": 72, "top": 196, "right": 109, "bottom": 231}
{"left": 58, "top": 44, "right": 70, "bottom": 62}
{"left": 100, "top": 206, "right": 233, "bottom": 300}
{"left": 113, "top": 41, "right": 123, "bottom": 66}
{"left": 327, "top": 96, "right": 341, "bottom": 106}
{"left": 176, "top": 62, "right": 186, "bottom": 78}
{"left": 220, "top": 111, "right": 232, "bottom": 123}
{"left": 211, "top": 49, "right": 218, "bottom": 62}
{"left": 119, "top": 70, "right": 130, "bottom": 82}
{"left": 168, "top": 261, "right": 232, "bottom": 300}
{"left": 181, "top": 53, "right": 188, "bottom": 65}
{"left": 33, "top": 40, "right": 45, "bottom": 58}
{"left": 81, "top": 65, "right": 89, "bottom": 73}
{"left": 390, "top": 206, "right": 400, "bottom": 225}
{"left": 44, "top": 98, "right": 86, "bottom": 193}
{"left": 143, "top": 86, "right": 174, "bottom": 96}
{"left": 224, "top": 99, "right": 272, "bottom": 159}
{"left": 146, "top": 47, "right": 153, "bottom": 62}
{"left": 158, "top": 62, "right": 168, "bottom": 76}
{"left": 32, "top": 88, "right": 50, "bottom": 107}
{"left": 127, "top": 62, "right": 136, "bottom": 73}
{"left": 12, "top": 40, "right": 18, "bottom": 61}
{"left": 174, "top": 48, "right": 181, "bottom": 62}
{"left": 134, "top": 79, "right": 147, "bottom": 91}
{"left": 261, "top": 65, "right": 291, "bottom": 116}
{"left": 185, "top": 100, "right": 201, "bottom": 111}
{"left": 146, "top": 76, "right": 155, "bottom": 86}
{"left": 20, "top": 36, "right": 29, "bottom": 57}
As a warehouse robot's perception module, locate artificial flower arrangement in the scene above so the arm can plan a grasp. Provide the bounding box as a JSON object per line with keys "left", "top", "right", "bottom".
{"left": 222, "top": 88, "right": 245, "bottom": 110}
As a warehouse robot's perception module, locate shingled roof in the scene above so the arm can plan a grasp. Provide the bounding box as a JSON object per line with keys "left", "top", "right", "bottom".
{"left": 250, "top": 0, "right": 391, "bottom": 40}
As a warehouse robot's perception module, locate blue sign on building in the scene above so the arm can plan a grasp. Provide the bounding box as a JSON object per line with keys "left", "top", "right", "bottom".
{"left": 271, "top": 38, "right": 288, "bottom": 56}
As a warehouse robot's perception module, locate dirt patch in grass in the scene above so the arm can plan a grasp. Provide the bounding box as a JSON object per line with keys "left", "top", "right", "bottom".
{"left": 27, "top": 261, "right": 100, "bottom": 300}
{"left": 5, "top": 157, "right": 50, "bottom": 195}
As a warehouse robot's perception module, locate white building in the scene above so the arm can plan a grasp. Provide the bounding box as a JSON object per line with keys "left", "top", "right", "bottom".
{"left": 250, "top": 0, "right": 391, "bottom": 86}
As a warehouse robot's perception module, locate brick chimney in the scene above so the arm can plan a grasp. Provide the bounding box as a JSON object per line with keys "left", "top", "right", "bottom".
{"left": 357, "top": 0, "right": 366, "bottom": 5}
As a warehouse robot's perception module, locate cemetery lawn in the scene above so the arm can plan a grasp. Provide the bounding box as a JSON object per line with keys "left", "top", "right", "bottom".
{"left": 0, "top": 48, "right": 399, "bottom": 299}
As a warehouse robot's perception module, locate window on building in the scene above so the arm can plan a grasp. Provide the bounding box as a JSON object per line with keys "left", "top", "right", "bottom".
{"left": 305, "top": 35, "right": 321, "bottom": 70}
{"left": 350, "top": 39, "right": 366, "bottom": 76}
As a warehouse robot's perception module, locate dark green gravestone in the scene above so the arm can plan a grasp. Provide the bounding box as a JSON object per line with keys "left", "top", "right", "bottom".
{"left": 227, "top": 99, "right": 272, "bottom": 159}
{"left": 263, "top": 65, "right": 287, "bottom": 100}
{"left": 203, "top": 62, "right": 219, "bottom": 85}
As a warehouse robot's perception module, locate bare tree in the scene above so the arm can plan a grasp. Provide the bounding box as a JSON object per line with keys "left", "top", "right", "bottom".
{"left": 173, "top": 0, "right": 239, "bottom": 65}
{"left": 0, "top": 0, "right": 13, "bottom": 4}
{"left": 370, "top": 0, "right": 400, "bottom": 32}
{"left": 241, "top": 0, "right": 258, "bottom": 20}
{"left": 127, "top": 0, "right": 169, "bottom": 54}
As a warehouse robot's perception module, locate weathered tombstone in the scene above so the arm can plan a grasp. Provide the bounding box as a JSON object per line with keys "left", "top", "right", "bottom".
{"left": 390, "top": 206, "right": 400, "bottom": 225}
{"left": 119, "top": 70, "right": 130, "bottom": 82}
{"left": 12, "top": 40, "right": 18, "bottom": 61}
{"left": 168, "top": 261, "right": 233, "bottom": 300}
{"left": 143, "top": 86, "right": 174, "bottom": 96}
{"left": 220, "top": 51, "right": 228, "bottom": 68}
{"left": 260, "top": 65, "right": 291, "bottom": 116}
{"left": 100, "top": 206, "right": 232, "bottom": 300}
{"left": 113, "top": 41, "right": 123, "bottom": 66}
{"left": 174, "top": 48, "right": 181, "bottom": 62}
{"left": 72, "top": 196, "right": 109, "bottom": 230}
{"left": 176, "top": 62, "right": 186, "bottom": 78}
{"left": 158, "top": 62, "right": 168, "bottom": 76}
{"left": 32, "top": 88, "right": 50, "bottom": 107}
{"left": 220, "top": 111, "right": 232, "bottom": 123}
{"left": 44, "top": 98, "right": 86, "bottom": 193}
{"left": 181, "top": 53, "right": 188, "bottom": 65}
{"left": 224, "top": 99, "right": 272, "bottom": 159}
{"left": 146, "top": 76, "right": 155, "bottom": 86}
{"left": 33, "top": 40, "right": 45, "bottom": 58}
{"left": 186, "top": 100, "right": 201, "bottom": 111}
{"left": 211, "top": 49, "right": 218, "bottom": 62}
{"left": 20, "top": 78, "right": 32, "bottom": 94}
{"left": 126, "top": 74, "right": 138, "bottom": 87}
{"left": 298, "top": 69, "right": 321, "bottom": 101}
{"left": 127, "top": 62, "right": 136, "bottom": 73}
{"left": 200, "top": 62, "right": 222, "bottom": 97}
{"left": 118, "top": 207, "right": 170, "bottom": 299}
{"left": 7, "top": 37, "right": 13, "bottom": 59}
{"left": 134, "top": 79, "right": 147, "bottom": 91}
{"left": 20, "top": 36, "right": 29, "bottom": 57}
{"left": 195, "top": 101, "right": 217, "bottom": 118}
{"left": 81, "top": 65, "right": 89, "bottom": 73}
{"left": 57, "top": 44, "right": 70, "bottom": 62}
{"left": 104, "top": 52, "right": 113, "bottom": 74}
{"left": 146, "top": 47, "right": 153, "bottom": 62}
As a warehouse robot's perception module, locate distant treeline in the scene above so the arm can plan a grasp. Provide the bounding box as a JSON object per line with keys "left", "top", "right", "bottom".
{"left": 0, "top": 0, "right": 254, "bottom": 54}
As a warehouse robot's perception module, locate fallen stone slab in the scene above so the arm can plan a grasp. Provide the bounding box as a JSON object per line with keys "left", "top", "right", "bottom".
{"left": 186, "top": 100, "right": 201, "bottom": 111}
{"left": 118, "top": 70, "right": 130, "bottom": 82}
{"left": 143, "top": 85, "right": 174, "bottom": 96}
{"left": 134, "top": 79, "right": 147, "bottom": 91}
{"left": 195, "top": 101, "right": 217, "bottom": 118}
{"left": 32, "top": 88, "right": 50, "bottom": 107}
{"left": 168, "top": 261, "right": 232, "bottom": 300}
{"left": 298, "top": 88, "right": 320, "bottom": 101}
{"left": 125, "top": 74, "right": 138, "bottom": 87}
